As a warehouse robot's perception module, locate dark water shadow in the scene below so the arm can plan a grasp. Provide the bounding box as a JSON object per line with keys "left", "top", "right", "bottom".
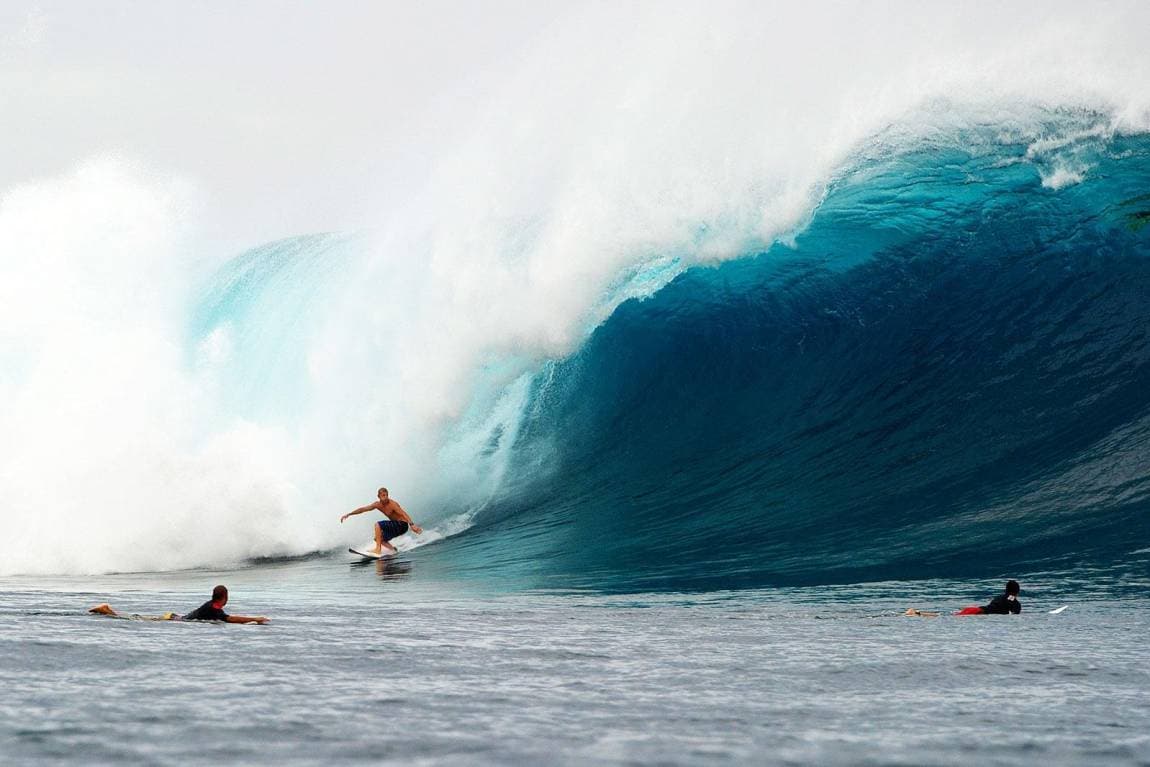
{"left": 349, "top": 557, "right": 413, "bottom": 581}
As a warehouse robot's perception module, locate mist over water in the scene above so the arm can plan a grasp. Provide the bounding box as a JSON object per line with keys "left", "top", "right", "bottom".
{"left": 2, "top": 3, "right": 1150, "bottom": 578}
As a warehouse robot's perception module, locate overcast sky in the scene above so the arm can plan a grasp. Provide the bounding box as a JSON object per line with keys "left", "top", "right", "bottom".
{"left": 0, "top": 2, "right": 566, "bottom": 250}
{"left": 4, "top": 2, "right": 1149, "bottom": 258}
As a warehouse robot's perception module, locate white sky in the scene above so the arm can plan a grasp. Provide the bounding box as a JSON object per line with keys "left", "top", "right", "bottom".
{"left": 0, "top": 1, "right": 563, "bottom": 250}
{"left": 3, "top": 1, "right": 1149, "bottom": 258}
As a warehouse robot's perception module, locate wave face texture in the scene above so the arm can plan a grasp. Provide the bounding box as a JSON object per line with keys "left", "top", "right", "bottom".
{"left": 444, "top": 123, "right": 1150, "bottom": 590}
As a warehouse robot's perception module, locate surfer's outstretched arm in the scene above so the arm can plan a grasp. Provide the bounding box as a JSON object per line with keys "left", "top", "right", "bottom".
{"left": 225, "top": 614, "right": 269, "bottom": 625}
{"left": 340, "top": 502, "right": 381, "bottom": 523}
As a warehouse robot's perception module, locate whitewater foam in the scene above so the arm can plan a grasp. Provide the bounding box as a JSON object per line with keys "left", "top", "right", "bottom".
{"left": 1040, "top": 165, "right": 1087, "bottom": 190}
{"left": 0, "top": 163, "right": 329, "bottom": 574}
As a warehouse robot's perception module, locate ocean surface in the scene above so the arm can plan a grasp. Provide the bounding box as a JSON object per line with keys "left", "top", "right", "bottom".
{"left": 3, "top": 559, "right": 1150, "bottom": 766}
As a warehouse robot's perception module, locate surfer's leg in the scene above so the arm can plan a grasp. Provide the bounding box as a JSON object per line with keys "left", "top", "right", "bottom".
{"left": 374, "top": 522, "right": 402, "bottom": 551}
{"left": 371, "top": 521, "right": 384, "bottom": 554}
{"left": 377, "top": 520, "right": 400, "bottom": 553}
{"left": 375, "top": 521, "right": 401, "bottom": 553}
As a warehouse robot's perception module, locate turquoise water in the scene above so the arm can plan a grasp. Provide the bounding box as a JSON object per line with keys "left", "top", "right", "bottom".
{"left": 176, "top": 121, "right": 1150, "bottom": 593}
{"left": 437, "top": 127, "right": 1150, "bottom": 591}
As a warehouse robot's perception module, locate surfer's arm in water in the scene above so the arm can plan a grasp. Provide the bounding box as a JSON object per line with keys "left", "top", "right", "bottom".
{"left": 225, "top": 614, "right": 269, "bottom": 625}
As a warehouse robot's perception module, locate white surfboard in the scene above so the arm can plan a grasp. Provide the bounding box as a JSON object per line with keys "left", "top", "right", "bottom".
{"left": 349, "top": 547, "right": 395, "bottom": 561}
{"left": 1048, "top": 605, "right": 1069, "bottom": 614}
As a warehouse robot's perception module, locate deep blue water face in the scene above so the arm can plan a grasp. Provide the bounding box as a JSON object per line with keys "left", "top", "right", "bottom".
{"left": 446, "top": 130, "right": 1150, "bottom": 591}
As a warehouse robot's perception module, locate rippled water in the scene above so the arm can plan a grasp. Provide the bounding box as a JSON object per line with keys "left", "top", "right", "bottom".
{"left": 2, "top": 556, "right": 1149, "bottom": 765}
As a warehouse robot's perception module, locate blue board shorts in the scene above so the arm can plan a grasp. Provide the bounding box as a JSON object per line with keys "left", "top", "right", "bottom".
{"left": 378, "top": 520, "right": 409, "bottom": 541}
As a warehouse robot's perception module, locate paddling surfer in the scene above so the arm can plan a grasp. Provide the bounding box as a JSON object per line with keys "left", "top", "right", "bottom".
{"left": 181, "top": 585, "right": 269, "bottom": 623}
{"left": 904, "top": 580, "right": 1023, "bottom": 618}
{"left": 956, "top": 579, "right": 1022, "bottom": 615}
{"left": 89, "top": 584, "right": 268, "bottom": 624}
{"left": 340, "top": 487, "right": 423, "bottom": 555}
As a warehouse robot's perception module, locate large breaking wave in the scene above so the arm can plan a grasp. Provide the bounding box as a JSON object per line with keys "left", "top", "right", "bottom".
{"left": 3, "top": 4, "right": 1150, "bottom": 583}
{"left": 439, "top": 119, "right": 1150, "bottom": 589}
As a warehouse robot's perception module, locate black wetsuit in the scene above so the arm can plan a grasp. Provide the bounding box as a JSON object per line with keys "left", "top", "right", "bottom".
{"left": 981, "top": 594, "right": 1021, "bottom": 615}
{"left": 183, "top": 601, "right": 229, "bottom": 621}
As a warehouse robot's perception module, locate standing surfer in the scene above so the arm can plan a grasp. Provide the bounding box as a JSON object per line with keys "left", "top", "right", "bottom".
{"left": 340, "top": 487, "right": 422, "bottom": 555}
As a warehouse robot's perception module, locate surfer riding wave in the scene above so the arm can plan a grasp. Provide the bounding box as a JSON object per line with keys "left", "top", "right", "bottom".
{"left": 340, "top": 487, "right": 423, "bottom": 555}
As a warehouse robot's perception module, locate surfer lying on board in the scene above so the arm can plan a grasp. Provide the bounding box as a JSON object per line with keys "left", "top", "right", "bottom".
{"left": 956, "top": 579, "right": 1022, "bottom": 615}
{"left": 340, "top": 487, "right": 423, "bottom": 555}
{"left": 88, "top": 585, "right": 269, "bottom": 624}
{"left": 904, "top": 580, "right": 1022, "bottom": 617}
